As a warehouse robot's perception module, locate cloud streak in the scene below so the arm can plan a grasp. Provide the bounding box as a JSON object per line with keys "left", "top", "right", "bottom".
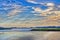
{"left": 26, "top": 0, "right": 39, "bottom": 4}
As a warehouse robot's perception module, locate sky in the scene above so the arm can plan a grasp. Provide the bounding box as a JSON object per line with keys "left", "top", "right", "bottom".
{"left": 0, "top": 0, "right": 60, "bottom": 27}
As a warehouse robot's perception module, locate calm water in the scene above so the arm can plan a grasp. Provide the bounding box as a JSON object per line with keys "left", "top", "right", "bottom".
{"left": 0, "top": 31, "right": 60, "bottom": 40}
{"left": 0, "top": 28, "right": 32, "bottom": 32}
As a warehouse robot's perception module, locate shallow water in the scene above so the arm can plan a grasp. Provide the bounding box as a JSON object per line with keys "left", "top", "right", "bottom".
{"left": 0, "top": 31, "right": 60, "bottom": 40}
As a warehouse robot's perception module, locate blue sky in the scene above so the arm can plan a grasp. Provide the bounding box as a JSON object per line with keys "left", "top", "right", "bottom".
{"left": 0, "top": 0, "right": 60, "bottom": 27}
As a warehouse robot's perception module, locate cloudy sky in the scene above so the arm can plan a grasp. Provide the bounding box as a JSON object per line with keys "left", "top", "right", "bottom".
{"left": 0, "top": 0, "right": 60, "bottom": 27}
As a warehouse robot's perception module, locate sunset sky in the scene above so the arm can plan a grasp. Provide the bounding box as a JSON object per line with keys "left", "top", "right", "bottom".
{"left": 0, "top": 0, "right": 60, "bottom": 27}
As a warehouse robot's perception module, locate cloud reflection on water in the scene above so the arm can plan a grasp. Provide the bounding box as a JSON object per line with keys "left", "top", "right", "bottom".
{"left": 0, "top": 32, "right": 60, "bottom": 40}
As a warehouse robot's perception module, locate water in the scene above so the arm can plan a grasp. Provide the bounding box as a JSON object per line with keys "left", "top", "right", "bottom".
{"left": 0, "top": 28, "right": 32, "bottom": 32}
{"left": 0, "top": 31, "right": 60, "bottom": 40}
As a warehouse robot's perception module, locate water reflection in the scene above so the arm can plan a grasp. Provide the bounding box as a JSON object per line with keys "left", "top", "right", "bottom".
{"left": 0, "top": 32, "right": 60, "bottom": 40}
{"left": 6, "top": 35, "right": 34, "bottom": 40}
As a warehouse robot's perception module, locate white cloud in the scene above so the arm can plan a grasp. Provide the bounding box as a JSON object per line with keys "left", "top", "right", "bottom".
{"left": 26, "top": 0, "right": 55, "bottom": 7}
{"left": 31, "top": 1, "right": 59, "bottom": 16}
{"left": 32, "top": 4, "right": 60, "bottom": 17}
{"left": 7, "top": 4, "right": 29, "bottom": 18}
{"left": 39, "top": 2, "right": 55, "bottom": 7}
{"left": 27, "top": 0, "right": 56, "bottom": 16}
{"left": 32, "top": 6, "right": 54, "bottom": 16}
{"left": 46, "top": 3, "right": 55, "bottom": 7}
{"left": 26, "top": 0, "right": 39, "bottom": 4}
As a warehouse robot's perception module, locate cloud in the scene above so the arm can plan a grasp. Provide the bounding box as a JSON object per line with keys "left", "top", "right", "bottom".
{"left": 46, "top": 3, "right": 55, "bottom": 7}
{"left": 40, "top": 2, "right": 55, "bottom": 7}
{"left": 6, "top": 4, "right": 30, "bottom": 18}
{"left": 0, "top": 2, "right": 34, "bottom": 27}
{"left": 30, "top": 2, "right": 60, "bottom": 26}
{"left": 0, "top": 0, "right": 60, "bottom": 27}
{"left": 32, "top": 6, "right": 54, "bottom": 16}
{"left": 26, "top": 0, "right": 39, "bottom": 4}
{"left": 32, "top": 2, "right": 60, "bottom": 17}
{"left": 30, "top": 2, "right": 56, "bottom": 16}
{"left": 58, "top": 5, "right": 60, "bottom": 8}
{"left": 26, "top": 0, "right": 55, "bottom": 7}
{"left": 7, "top": 4, "right": 23, "bottom": 16}
{"left": 32, "top": 7, "right": 60, "bottom": 17}
{"left": 0, "top": 18, "right": 60, "bottom": 27}
{"left": 32, "top": 6, "right": 60, "bottom": 26}
{"left": 27, "top": 0, "right": 56, "bottom": 16}
{"left": 0, "top": 3, "right": 30, "bottom": 22}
